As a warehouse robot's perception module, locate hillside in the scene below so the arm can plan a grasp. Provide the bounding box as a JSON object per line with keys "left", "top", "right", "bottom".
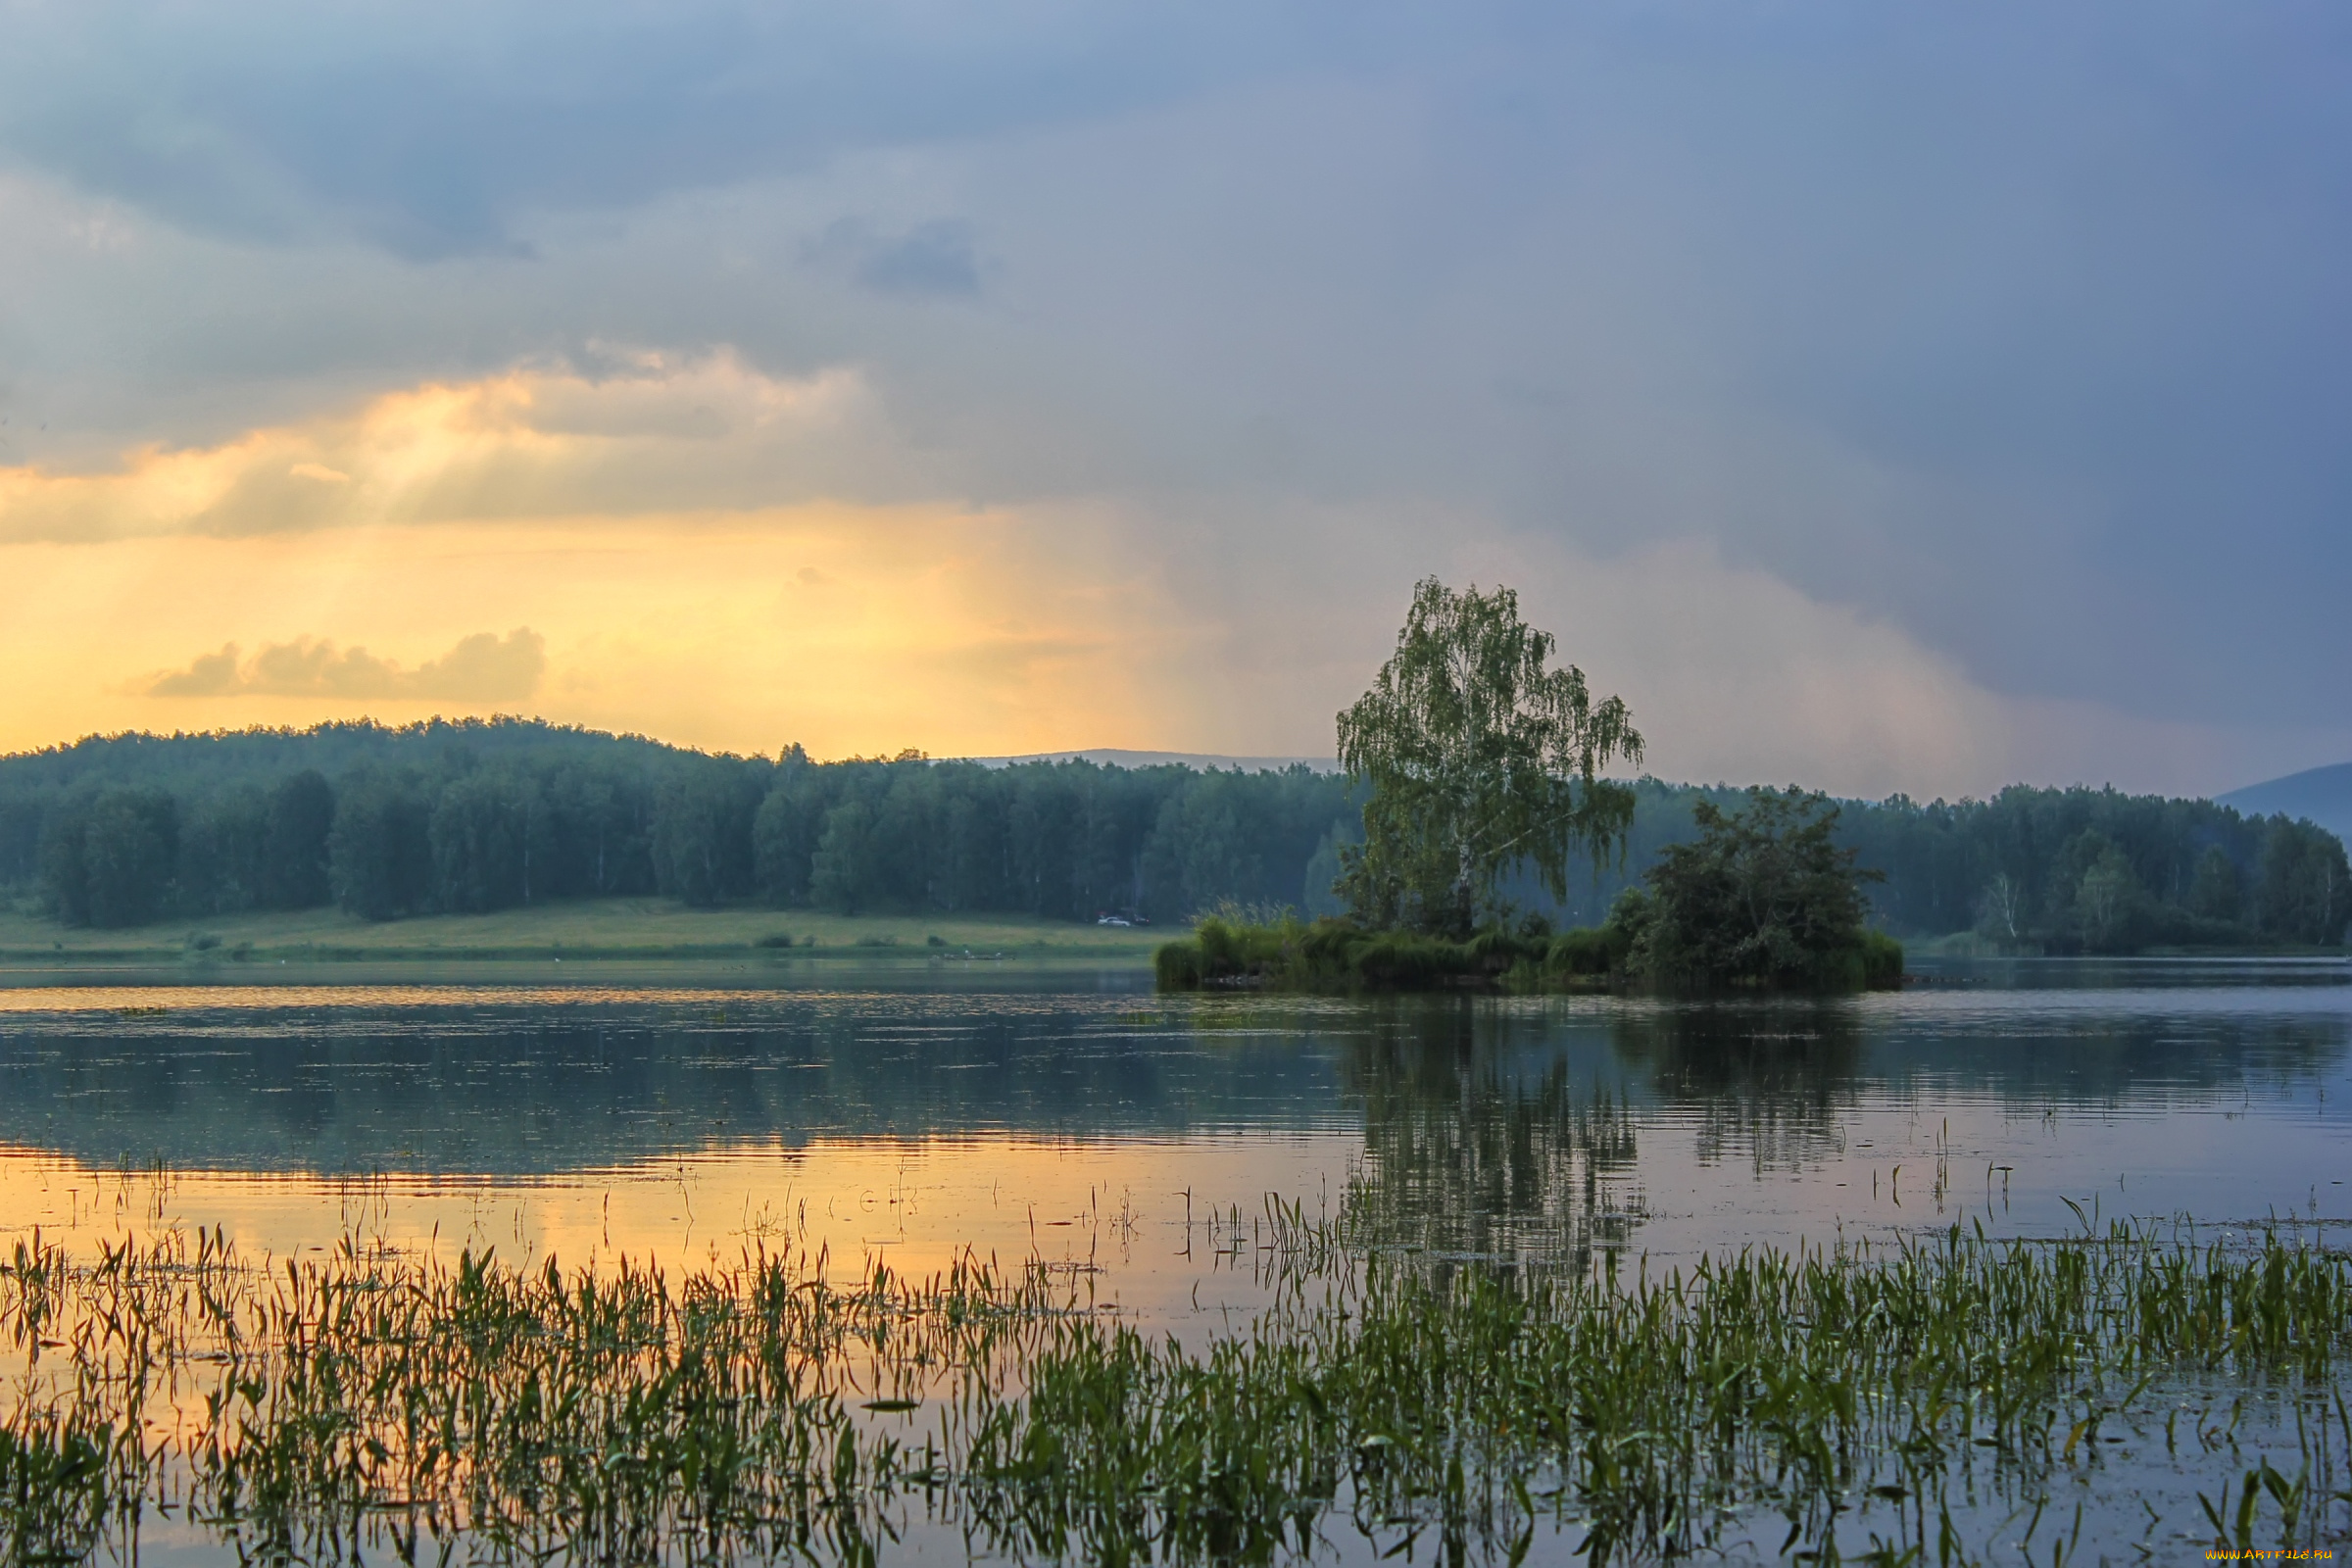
{"left": 2219, "top": 762, "right": 2352, "bottom": 850}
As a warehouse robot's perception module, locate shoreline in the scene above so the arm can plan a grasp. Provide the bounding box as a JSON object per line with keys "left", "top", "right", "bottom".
{"left": 0, "top": 895, "right": 1162, "bottom": 971}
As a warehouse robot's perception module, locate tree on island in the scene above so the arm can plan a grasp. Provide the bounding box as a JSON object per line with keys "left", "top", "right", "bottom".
{"left": 1156, "top": 586, "right": 1903, "bottom": 992}
{"left": 1614, "top": 787, "right": 1900, "bottom": 992}
{"left": 1335, "top": 578, "right": 1643, "bottom": 937}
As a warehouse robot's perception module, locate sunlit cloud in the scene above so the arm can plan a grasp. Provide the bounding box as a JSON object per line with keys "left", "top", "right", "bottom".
{"left": 145, "top": 628, "right": 545, "bottom": 701}
{"left": 0, "top": 352, "right": 878, "bottom": 544}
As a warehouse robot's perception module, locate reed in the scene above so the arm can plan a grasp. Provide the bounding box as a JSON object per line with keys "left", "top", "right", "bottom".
{"left": 5, "top": 1219, "right": 2348, "bottom": 1563}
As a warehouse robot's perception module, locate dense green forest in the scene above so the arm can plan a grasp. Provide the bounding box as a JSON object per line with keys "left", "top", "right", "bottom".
{"left": 1512, "top": 779, "right": 2348, "bottom": 951}
{"left": 0, "top": 719, "right": 1351, "bottom": 929}
{"left": 0, "top": 720, "right": 2344, "bottom": 951}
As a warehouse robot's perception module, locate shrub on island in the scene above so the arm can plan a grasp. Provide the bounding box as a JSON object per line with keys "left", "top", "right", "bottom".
{"left": 1156, "top": 914, "right": 1573, "bottom": 992}
{"left": 1153, "top": 904, "right": 1897, "bottom": 994}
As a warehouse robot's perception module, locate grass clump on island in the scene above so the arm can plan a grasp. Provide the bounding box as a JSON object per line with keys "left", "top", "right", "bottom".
{"left": 5, "top": 1218, "right": 2348, "bottom": 1562}
{"left": 1156, "top": 906, "right": 1901, "bottom": 995}
{"left": 1155, "top": 909, "right": 1616, "bottom": 993}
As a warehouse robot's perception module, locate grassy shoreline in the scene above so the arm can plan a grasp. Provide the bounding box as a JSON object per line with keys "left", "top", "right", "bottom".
{"left": 0, "top": 897, "right": 1161, "bottom": 967}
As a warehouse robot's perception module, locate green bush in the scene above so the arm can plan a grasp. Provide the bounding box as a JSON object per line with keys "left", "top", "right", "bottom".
{"left": 1156, "top": 915, "right": 1606, "bottom": 993}
{"left": 1629, "top": 789, "right": 1902, "bottom": 994}
{"left": 1857, "top": 928, "right": 1905, "bottom": 990}
{"left": 1152, "top": 939, "right": 1205, "bottom": 989}
{"left": 1544, "top": 923, "right": 1625, "bottom": 977}
{"left": 1150, "top": 900, "right": 1905, "bottom": 995}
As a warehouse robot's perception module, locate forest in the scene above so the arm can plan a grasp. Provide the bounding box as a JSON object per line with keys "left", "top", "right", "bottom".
{"left": 0, "top": 719, "right": 2344, "bottom": 951}
{"left": 1514, "top": 779, "right": 2349, "bottom": 951}
{"left": 0, "top": 719, "right": 1350, "bottom": 930}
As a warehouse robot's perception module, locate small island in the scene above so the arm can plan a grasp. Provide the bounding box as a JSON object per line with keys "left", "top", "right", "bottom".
{"left": 1157, "top": 579, "right": 1902, "bottom": 994}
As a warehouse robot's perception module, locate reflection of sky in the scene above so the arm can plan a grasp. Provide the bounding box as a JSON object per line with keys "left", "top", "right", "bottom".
{"left": 0, "top": 1133, "right": 1357, "bottom": 1330}
{"left": 0, "top": 972, "right": 2346, "bottom": 1306}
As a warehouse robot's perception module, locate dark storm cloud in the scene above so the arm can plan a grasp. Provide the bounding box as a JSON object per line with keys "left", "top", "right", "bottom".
{"left": 0, "top": 0, "right": 1383, "bottom": 257}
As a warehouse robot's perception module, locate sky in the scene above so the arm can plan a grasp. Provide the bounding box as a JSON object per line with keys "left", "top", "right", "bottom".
{"left": 0, "top": 0, "right": 2346, "bottom": 799}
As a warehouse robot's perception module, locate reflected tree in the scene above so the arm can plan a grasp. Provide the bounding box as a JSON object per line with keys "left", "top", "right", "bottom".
{"left": 1609, "top": 1004, "right": 1864, "bottom": 1174}
{"left": 1336, "top": 1004, "right": 1642, "bottom": 1272}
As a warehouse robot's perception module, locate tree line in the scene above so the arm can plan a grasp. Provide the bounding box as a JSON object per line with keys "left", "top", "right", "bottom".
{"left": 1, "top": 718, "right": 2344, "bottom": 950}
{"left": 0, "top": 719, "right": 1354, "bottom": 929}
{"left": 1517, "top": 778, "right": 2349, "bottom": 952}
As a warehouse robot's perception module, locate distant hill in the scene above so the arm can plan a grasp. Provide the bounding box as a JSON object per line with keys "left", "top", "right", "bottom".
{"left": 2218, "top": 762, "right": 2352, "bottom": 847}
{"left": 958, "top": 749, "right": 1341, "bottom": 772}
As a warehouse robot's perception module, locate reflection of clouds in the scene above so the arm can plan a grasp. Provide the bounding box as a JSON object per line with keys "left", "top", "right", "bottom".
{"left": 1859, "top": 982, "right": 2352, "bottom": 1105}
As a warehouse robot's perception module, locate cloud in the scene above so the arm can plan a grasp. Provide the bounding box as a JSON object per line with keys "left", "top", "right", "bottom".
{"left": 807, "top": 218, "right": 985, "bottom": 298}
{"left": 5, "top": 353, "right": 2344, "bottom": 797}
{"left": 6, "top": 486, "right": 2343, "bottom": 794}
{"left": 146, "top": 628, "right": 545, "bottom": 701}
{"left": 1, "top": 3, "right": 2348, "bottom": 791}
{"left": 0, "top": 1, "right": 1334, "bottom": 257}
{"left": 0, "top": 353, "right": 882, "bottom": 542}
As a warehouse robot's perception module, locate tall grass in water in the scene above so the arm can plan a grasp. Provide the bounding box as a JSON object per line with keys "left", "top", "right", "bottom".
{"left": 5, "top": 1220, "right": 2351, "bottom": 1563}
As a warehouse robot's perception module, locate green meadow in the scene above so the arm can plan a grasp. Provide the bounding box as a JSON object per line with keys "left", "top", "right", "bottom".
{"left": 0, "top": 897, "right": 1160, "bottom": 966}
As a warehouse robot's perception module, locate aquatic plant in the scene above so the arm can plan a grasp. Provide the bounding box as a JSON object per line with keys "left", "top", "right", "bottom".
{"left": 3, "top": 1220, "right": 2348, "bottom": 1562}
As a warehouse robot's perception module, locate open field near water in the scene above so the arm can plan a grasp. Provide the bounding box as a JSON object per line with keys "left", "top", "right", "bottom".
{"left": 0, "top": 899, "right": 1160, "bottom": 965}
{"left": 4, "top": 1217, "right": 2351, "bottom": 1563}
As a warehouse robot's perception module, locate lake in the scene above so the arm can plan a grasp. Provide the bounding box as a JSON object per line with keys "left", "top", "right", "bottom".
{"left": 2, "top": 956, "right": 2347, "bottom": 1560}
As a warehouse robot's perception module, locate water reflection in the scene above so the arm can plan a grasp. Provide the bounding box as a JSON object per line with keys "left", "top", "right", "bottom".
{"left": 1336, "top": 1005, "right": 1641, "bottom": 1270}
{"left": 1611, "top": 1002, "right": 1864, "bottom": 1174}
{"left": 0, "top": 969, "right": 2346, "bottom": 1288}
{"left": 0, "top": 992, "right": 1345, "bottom": 1173}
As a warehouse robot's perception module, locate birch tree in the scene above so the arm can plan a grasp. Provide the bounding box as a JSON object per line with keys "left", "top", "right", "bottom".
{"left": 1335, "top": 578, "right": 1642, "bottom": 935}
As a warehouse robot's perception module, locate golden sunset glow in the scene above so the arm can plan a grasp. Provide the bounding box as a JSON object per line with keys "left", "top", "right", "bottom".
{"left": 0, "top": 515, "right": 1201, "bottom": 759}
{"left": 0, "top": 357, "right": 1231, "bottom": 758}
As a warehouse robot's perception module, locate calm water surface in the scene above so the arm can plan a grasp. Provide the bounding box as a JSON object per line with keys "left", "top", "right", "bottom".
{"left": 2, "top": 956, "right": 2347, "bottom": 1560}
